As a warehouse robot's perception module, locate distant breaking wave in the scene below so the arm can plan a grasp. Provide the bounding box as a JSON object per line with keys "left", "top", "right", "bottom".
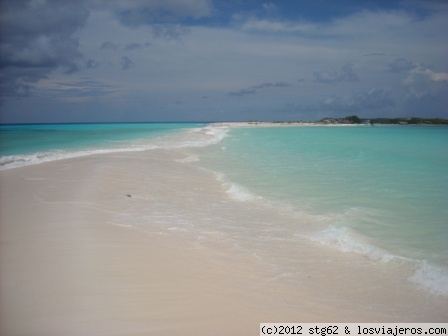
{"left": 0, "top": 125, "right": 229, "bottom": 170}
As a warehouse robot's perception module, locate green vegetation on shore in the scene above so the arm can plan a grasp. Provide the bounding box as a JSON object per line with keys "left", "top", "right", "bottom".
{"left": 318, "top": 115, "right": 448, "bottom": 125}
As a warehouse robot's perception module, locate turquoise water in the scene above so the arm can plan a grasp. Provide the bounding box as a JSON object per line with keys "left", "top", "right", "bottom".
{"left": 198, "top": 125, "right": 448, "bottom": 294}
{"left": 1, "top": 123, "right": 447, "bottom": 296}
{"left": 0, "top": 123, "right": 204, "bottom": 168}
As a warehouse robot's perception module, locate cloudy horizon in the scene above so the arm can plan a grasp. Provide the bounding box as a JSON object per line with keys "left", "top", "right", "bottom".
{"left": 1, "top": 0, "right": 448, "bottom": 123}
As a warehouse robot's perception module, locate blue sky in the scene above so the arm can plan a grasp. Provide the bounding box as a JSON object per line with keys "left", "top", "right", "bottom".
{"left": 1, "top": 0, "right": 448, "bottom": 123}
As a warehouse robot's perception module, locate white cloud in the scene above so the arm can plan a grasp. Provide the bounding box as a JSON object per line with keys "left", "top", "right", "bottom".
{"left": 240, "top": 18, "right": 317, "bottom": 34}
{"left": 3, "top": 0, "right": 448, "bottom": 122}
{"left": 403, "top": 65, "right": 448, "bottom": 98}
{"left": 330, "top": 10, "right": 414, "bottom": 36}
{"left": 236, "top": 9, "right": 413, "bottom": 38}
{"left": 321, "top": 89, "right": 395, "bottom": 113}
{"left": 405, "top": 66, "right": 448, "bottom": 83}
{"left": 430, "top": 71, "right": 448, "bottom": 82}
{"left": 69, "top": 5, "right": 448, "bottom": 118}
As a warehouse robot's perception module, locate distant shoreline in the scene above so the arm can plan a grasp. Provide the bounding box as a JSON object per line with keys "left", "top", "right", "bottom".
{"left": 214, "top": 116, "right": 448, "bottom": 127}
{"left": 214, "top": 121, "right": 448, "bottom": 128}
{"left": 1, "top": 116, "right": 447, "bottom": 127}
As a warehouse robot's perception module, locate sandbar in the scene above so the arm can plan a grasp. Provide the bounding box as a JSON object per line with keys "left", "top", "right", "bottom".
{"left": 1, "top": 149, "right": 447, "bottom": 335}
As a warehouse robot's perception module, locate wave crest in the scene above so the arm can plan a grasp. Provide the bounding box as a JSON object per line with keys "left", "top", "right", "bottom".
{"left": 410, "top": 261, "right": 448, "bottom": 297}
{"left": 310, "top": 225, "right": 396, "bottom": 262}
{"left": 0, "top": 125, "right": 229, "bottom": 170}
{"left": 214, "top": 172, "right": 262, "bottom": 202}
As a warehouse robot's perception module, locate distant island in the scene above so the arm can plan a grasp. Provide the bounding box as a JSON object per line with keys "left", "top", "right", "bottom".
{"left": 317, "top": 115, "right": 448, "bottom": 125}
{"left": 245, "top": 115, "right": 448, "bottom": 126}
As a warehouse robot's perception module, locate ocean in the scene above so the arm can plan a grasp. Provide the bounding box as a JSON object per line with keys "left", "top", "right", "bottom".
{"left": 1, "top": 122, "right": 447, "bottom": 297}
{"left": 0, "top": 123, "right": 206, "bottom": 169}
{"left": 198, "top": 125, "right": 448, "bottom": 298}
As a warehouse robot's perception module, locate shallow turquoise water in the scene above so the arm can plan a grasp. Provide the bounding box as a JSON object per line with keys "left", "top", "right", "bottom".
{"left": 0, "top": 123, "right": 204, "bottom": 168}
{"left": 199, "top": 126, "right": 448, "bottom": 270}
{"left": 1, "top": 123, "right": 447, "bottom": 296}
{"left": 0, "top": 123, "right": 201, "bottom": 156}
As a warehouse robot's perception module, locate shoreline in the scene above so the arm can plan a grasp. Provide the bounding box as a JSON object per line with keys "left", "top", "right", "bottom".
{"left": 213, "top": 121, "right": 448, "bottom": 128}
{"left": 0, "top": 152, "right": 298, "bottom": 335}
{"left": 213, "top": 121, "right": 361, "bottom": 127}
{"left": 1, "top": 147, "right": 448, "bottom": 335}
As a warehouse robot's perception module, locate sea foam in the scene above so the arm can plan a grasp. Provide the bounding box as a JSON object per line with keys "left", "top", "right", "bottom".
{"left": 0, "top": 125, "right": 229, "bottom": 170}
{"left": 409, "top": 261, "right": 448, "bottom": 297}
{"left": 214, "top": 172, "right": 262, "bottom": 202}
{"left": 311, "top": 224, "right": 448, "bottom": 297}
{"left": 310, "top": 225, "right": 396, "bottom": 262}
{"left": 0, "top": 147, "right": 156, "bottom": 170}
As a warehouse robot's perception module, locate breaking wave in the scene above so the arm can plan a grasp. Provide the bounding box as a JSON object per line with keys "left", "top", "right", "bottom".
{"left": 310, "top": 224, "right": 448, "bottom": 297}
{"left": 0, "top": 125, "right": 229, "bottom": 170}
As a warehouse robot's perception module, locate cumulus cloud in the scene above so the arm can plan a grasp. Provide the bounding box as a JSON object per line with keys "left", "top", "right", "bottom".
{"left": 321, "top": 88, "right": 395, "bottom": 112}
{"left": 0, "top": 0, "right": 89, "bottom": 97}
{"left": 405, "top": 65, "right": 448, "bottom": 83}
{"left": 228, "top": 81, "right": 291, "bottom": 97}
{"left": 0, "top": 0, "right": 211, "bottom": 99}
{"left": 431, "top": 72, "right": 448, "bottom": 82}
{"left": 2, "top": 0, "right": 448, "bottom": 122}
{"left": 314, "top": 63, "right": 359, "bottom": 83}
{"left": 403, "top": 64, "right": 448, "bottom": 98}
{"left": 385, "top": 59, "right": 448, "bottom": 98}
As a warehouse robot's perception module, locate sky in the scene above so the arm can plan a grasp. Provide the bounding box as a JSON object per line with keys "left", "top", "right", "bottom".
{"left": 1, "top": 0, "right": 448, "bottom": 123}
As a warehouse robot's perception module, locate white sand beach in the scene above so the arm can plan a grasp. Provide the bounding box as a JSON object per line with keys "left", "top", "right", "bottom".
{"left": 213, "top": 122, "right": 363, "bottom": 127}
{"left": 1, "top": 148, "right": 447, "bottom": 336}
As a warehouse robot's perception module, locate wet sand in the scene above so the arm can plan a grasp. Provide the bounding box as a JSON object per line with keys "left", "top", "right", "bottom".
{"left": 1, "top": 149, "right": 447, "bottom": 335}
